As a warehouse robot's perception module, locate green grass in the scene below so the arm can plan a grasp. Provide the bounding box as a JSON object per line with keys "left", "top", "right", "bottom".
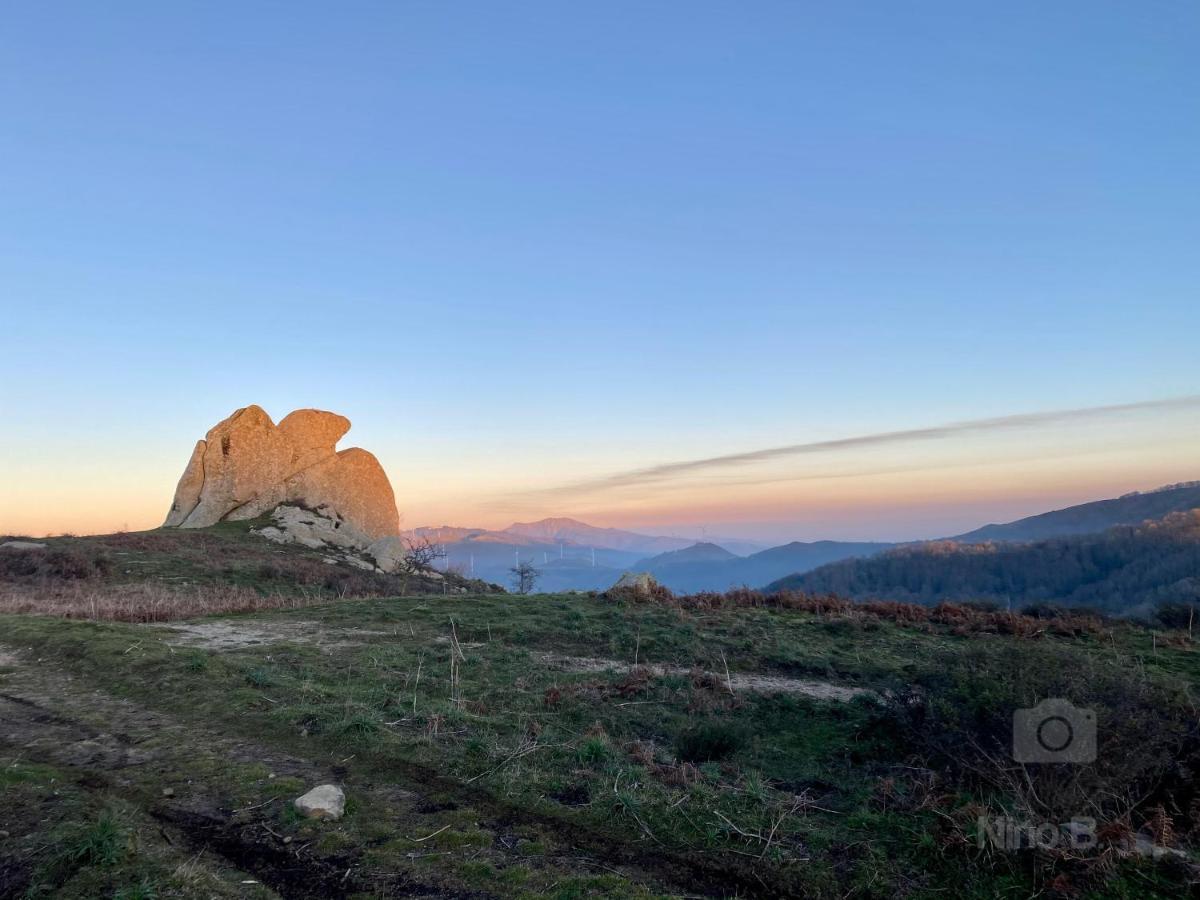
{"left": 3, "top": 591, "right": 1199, "bottom": 897}
{"left": 0, "top": 760, "right": 271, "bottom": 900}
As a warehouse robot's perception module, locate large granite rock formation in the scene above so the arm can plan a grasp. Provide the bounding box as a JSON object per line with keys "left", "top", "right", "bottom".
{"left": 163, "top": 405, "right": 399, "bottom": 541}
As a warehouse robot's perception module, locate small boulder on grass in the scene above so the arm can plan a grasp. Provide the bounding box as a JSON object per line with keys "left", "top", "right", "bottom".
{"left": 0, "top": 541, "right": 47, "bottom": 551}
{"left": 605, "top": 572, "right": 672, "bottom": 603}
{"left": 294, "top": 784, "right": 345, "bottom": 820}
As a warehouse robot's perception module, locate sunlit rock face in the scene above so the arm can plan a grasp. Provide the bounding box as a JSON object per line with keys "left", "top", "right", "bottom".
{"left": 163, "top": 405, "right": 400, "bottom": 541}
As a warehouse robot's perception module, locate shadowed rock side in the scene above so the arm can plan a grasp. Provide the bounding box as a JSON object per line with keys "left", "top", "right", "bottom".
{"left": 163, "top": 405, "right": 399, "bottom": 540}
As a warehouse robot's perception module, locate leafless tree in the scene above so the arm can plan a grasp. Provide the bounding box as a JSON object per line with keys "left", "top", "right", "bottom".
{"left": 510, "top": 560, "right": 540, "bottom": 595}
{"left": 399, "top": 536, "right": 447, "bottom": 595}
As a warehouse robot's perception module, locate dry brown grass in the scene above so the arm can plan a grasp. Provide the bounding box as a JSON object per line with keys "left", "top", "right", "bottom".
{"left": 660, "top": 588, "right": 1111, "bottom": 638}
{"left": 1, "top": 526, "right": 500, "bottom": 607}
{"left": 0, "top": 581, "right": 323, "bottom": 623}
{"left": 0, "top": 545, "right": 113, "bottom": 581}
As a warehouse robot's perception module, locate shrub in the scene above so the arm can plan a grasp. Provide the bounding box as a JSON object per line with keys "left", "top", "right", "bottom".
{"left": 577, "top": 737, "right": 611, "bottom": 766}
{"left": 675, "top": 721, "right": 743, "bottom": 762}
{"left": 114, "top": 880, "right": 158, "bottom": 900}
{"left": 66, "top": 810, "right": 127, "bottom": 867}
{"left": 876, "top": 641, "right": 1200, "bottom": 831}
{"left": 338, "top": 713, "right": 382, "bottom": 747}
{"left": 1154, "top": 601, "right": 1199, "bottom": 631}
{"left": 245, "top": 667, "right": 273, "bottom": 687}
{"left": 604, "top": 580, "right": 674, "bottom": 604}
{"left": 1016, "top": 601, "right": 1067, "bottom": 619}
{"left": 0, "top": 547, "right": 112, "bottom": 581}
{"left": 648, "top": 588, "right": 1110, "bottom": 639}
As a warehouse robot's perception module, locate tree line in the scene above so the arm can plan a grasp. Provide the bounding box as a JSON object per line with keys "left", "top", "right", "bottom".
{"left": 774, "top": 509, "right": 1200, "bottom": 615}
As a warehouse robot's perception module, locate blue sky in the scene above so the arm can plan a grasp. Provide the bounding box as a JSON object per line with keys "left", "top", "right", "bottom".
{"left": 2, "top": 2, "right": 1197, "bottom": 539}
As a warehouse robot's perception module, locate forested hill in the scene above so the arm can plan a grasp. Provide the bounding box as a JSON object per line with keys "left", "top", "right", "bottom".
{"left": 949, "top": 482, "right": 1200, "bottom": 542}
{"left": 769, "top": 509, "right": 1200, "bottom": 615}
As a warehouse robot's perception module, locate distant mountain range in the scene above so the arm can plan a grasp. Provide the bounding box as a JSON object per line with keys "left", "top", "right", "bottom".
{"left": 411, "top": 517, "right": 693, "bottom": 554}
{"left": 771, "top": 509, "right": 1200, "bottom": 615}
{"left": 634, "top": 540, "right": 893, "bottom": 594}
{"left": 413, "top": 482, "right": 1200, "bottom": 596}
{"left": 606, "top": 481, "right": 1200, "bottom": 595}
{"left": 503, "top": 518, "right": 694, "bottom": 554}
{"left": 408, "top": 518, "right": 689, "bottom": 591}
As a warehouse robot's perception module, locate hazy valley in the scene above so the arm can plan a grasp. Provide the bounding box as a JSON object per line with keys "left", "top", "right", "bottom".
{"left": 417, "top": 483, "right": 1200, "bottom": 613}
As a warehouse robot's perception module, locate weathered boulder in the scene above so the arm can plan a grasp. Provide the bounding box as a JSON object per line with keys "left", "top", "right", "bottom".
{"left": 0, "top": 541, "right": 48, "bottom": 551}
{"left": 167, "top": 406, "right": 292, "bottom": 528}
{"left": 283, "top": 448, "right": 398, "bottom": 541}
{"left": 278, "top": 409, "right": 351, "bottom": 470}
{"left": 163, "top": 406, "right": 400, "bottom": 542}
{"left": 163, "top": 440, "right": 207, "bottom": 528}
{"left": 294, "top": 784, "right": 345, "bottom": 821}
{"left": 256, "top": 505, "right": 416, "bottom": 574}
{"left": 256, "top": 504, "right": 372, "bottom": 551}
{"left": 366, "top": 535, "right": 405, "bottom": 573}
{"left": 607, "top": 572, "right": 669, "bottom": 600}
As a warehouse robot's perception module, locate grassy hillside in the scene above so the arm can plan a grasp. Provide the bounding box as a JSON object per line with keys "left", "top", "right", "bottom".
{"left": 3, "top": 531, "right": 1200, "bottom": 896}
{"left": 772, "top": 510, "right": 1200, "bottom": 615}
{"left": 0, "top": 520, "right": 496, "bottom": 620}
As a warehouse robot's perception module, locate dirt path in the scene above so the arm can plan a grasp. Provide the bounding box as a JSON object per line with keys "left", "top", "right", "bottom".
{"left": 0, "top": 648, "right": 459, "bottom": 898}
{"left": 0, "top": 644, "right": 772, "bottom": 898}
{"left": 536, "top": 653, "right": 875, "bottom": 702}
{"left": 152, "top": 619, "right": 391, "bottom": 652}
{"left": 153, "top": 617, "right": 872, "bottom": 703}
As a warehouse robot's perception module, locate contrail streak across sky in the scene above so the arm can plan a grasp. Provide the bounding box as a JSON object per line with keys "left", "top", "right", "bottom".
{"left": 524, "top": 395, "right": 1200, "bottom": 499}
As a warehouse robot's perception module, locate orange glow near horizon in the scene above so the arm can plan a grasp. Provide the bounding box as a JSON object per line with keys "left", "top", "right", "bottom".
{"left": 4, "top": 400, "right": 1197, "bottom": 543}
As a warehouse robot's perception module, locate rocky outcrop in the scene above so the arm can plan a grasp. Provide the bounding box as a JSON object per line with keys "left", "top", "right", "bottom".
{"left": 165, "top": 441, "right": 207, "bottom": 528}
{"left": 255, "top": 504, "right": 372, "bottom": 552}
{"left": 278, "top": 409, "right": 351, "bottom": 471}
{"left": 163, "top": 405, "right": 399, "bottom": 541}
{"left": 364, "top": 535, "right": 406, "bottom": 574}
{"left": 606, "top": 571, "right": 670, "bottom": 600}
{"left": 255, "top": 504, "right": 449, "bottom": 577}
{"left": 284, "top": 448, "right": 399, "bottom": 540}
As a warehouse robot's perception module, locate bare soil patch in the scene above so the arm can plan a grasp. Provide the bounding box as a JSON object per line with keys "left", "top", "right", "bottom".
{"left": 153, "top": 620, "right": 873, "bottom": 701}
{"left": 156, "top": 619, "right": 390, "bottom": 651}
{"left": 537, "top": 653, "right": 874, "bottom": 702}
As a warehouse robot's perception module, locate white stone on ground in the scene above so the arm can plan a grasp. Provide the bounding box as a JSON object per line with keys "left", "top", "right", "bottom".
{"left": 294, "top": 784, "right": 346, "bottom": 820}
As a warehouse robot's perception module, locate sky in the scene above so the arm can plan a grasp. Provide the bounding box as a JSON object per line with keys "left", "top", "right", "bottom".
{"left": 1, "top": 2, "right": 1198, "bottom": 543}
